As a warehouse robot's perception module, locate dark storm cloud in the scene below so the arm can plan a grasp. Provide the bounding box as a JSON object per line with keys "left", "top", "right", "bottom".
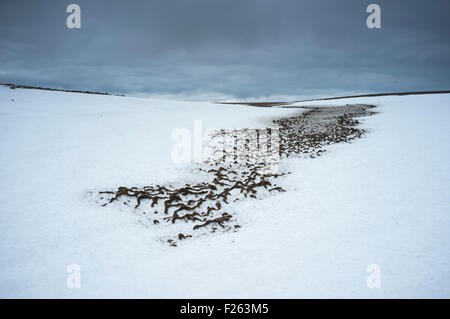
{"left": 0, "top": 0, "right": 449, "bottom": 99}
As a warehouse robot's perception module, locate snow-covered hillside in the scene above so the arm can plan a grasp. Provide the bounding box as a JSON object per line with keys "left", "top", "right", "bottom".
{"left": 0, "top": 86, "right": 449, "bottom": 298}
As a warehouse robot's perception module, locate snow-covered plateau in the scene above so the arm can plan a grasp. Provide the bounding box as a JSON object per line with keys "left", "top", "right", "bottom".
{"left": 0, "top": 86, "right": 449, "bottom": 298}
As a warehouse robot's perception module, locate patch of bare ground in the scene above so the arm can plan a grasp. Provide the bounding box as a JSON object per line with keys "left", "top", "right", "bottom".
{"left": 97, "top": 104, "right": 376, "bottom": 246}
{"left": 275, "top": 104, "right": 377, "bottom": 158}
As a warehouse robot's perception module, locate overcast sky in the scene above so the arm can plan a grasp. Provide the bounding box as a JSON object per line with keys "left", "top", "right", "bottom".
{"left": 1, "top": 0, "right": 449, "bottom": 100}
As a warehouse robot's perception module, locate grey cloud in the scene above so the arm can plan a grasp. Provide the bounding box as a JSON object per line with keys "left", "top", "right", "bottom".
{"left": 0, "top": 0, "right": 449, "bottom": 99}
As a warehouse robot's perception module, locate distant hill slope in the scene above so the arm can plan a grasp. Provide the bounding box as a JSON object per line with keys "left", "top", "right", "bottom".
{"left": 1, "top": 83, "right": 125, "bottom": 97}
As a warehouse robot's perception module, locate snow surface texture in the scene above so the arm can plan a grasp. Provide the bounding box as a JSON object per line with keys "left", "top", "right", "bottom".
{"left": 0, "top": 86, "right": 449, "bottom": 298}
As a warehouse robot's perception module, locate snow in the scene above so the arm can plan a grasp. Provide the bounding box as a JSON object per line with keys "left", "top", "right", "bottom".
{"left": 0, "top": 86, "right": 449, "bottom": 298}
